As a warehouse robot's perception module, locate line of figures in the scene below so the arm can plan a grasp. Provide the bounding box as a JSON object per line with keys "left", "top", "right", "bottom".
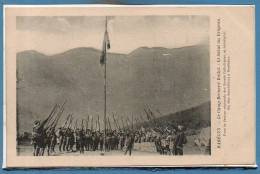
{"left": 32, "top": 127, "right": 135, "bottom": 156}
{"left": 29, "top": 102, "right": 206, "bottom": 156}
{"left": 32, "top": 124, "right": 190, "bottom": 156}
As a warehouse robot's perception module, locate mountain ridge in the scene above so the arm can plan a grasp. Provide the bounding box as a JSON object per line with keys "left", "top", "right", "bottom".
{"left": 17, "top": 44, "right": 208, "bottom": 58}
{"left": 17, "top": 44, "right": 210, "bottom": 133}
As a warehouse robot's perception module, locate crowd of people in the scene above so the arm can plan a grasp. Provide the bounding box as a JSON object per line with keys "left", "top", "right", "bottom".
{"left": 29, "top": 102, "right": 190, "bottom": 156}
{"left": 32, "top": 122, "right": 134, "bottom": 156}
{"left": 31, "top": 119, "right": 187, "bottom": 156}
{"left": 154, "top": 126, "right": 187, "bottom": 155}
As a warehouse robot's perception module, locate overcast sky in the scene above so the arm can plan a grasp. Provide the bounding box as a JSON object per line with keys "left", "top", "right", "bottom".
{"left": 16, "top": 16, "right": 209, "bottom": 55}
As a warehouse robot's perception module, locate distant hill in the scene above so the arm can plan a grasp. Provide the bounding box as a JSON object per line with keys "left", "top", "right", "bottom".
{"left": 157, "top": 101, "right": 210, "bottom": 130}
{"left": 134, "top": 101, "right": 210, "bottom": 131}
{"left": 17, "top": 44, "right": 210, "bottom": 133}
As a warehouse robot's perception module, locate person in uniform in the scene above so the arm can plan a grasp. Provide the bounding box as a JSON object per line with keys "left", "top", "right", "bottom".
{"left": 170, "top": 129, "right": 176, "bottom": 155}
{"left": 124, "top": 133, "right": 135, "bottom": 156}
{"left": 45, "top": 129, "right": 53, "bottom": 156}
{"left": 57, "top": 127, "right": 64, "bottom": 152}
{"left": 39, "top": 129, "right": 47, "bottom": 156}
{"left": 50, "top": 128, "right": 57, "bottom": 154}
{"left": 91, "top": 132, "right": 96, "bottom": 151}
{"left": 119, "top": 133, "right": 125, "bottom": 150}
{"left": 106, "top": 133, "right": 111, "bottom": 151}
{"left": 160, "top": 136, "right": 166, "bottom": 155}
{"left": 165, "top": 134, "right": 172, "bottom": 155}
{"left": 31, "top": 119, "right": 48, "bottom": 156}
{"left": 154, "top": 135, "right": 162, "bottom": 154}
{"left": 79, "top": 129, "right": 85, "bottom": 154}
{"left": 31, "top": 120, "right": 41, "bottom": 156}
{"left": 62, "top": 129, "right": 68, "bottom": 151}
{"left": 85, "top": 130, "right": 91, "bottom": 151}
{"left": 114, "top": 133, "right": 119, "bottom": 150}
{"left": 68, "top": 129, "right": 75, "bottom": 152}
{"left": 174, "top": 125, "right": 187, "bottom": 155}
{"left": 99, "top": 133, "right": 104, "bottom": 151}
{"left": 93, "top": 132, "right": 99, "bottom": 151}
{"left": 75, "top": 129, "right": 80, "bottom": 152}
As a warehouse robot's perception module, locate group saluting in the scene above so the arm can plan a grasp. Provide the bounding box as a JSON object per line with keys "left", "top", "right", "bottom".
{"left": 31, "top": 102, "right": 187, "bottom": 156}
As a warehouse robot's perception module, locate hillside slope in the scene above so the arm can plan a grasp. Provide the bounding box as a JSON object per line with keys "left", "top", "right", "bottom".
{"left": 17, "top": 44, "right": 210, "bottom": 133}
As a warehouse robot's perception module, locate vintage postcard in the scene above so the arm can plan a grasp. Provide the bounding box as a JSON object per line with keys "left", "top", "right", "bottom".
{"left": 3, "top": 5, "right": 255, "bottom": 167}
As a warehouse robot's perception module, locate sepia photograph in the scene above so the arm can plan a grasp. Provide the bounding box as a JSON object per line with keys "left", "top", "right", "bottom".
{"left": 16, "top": 15, "right": 211, "bottom": 156}
{"left": 4, "top": 6, "right": 255, "bottom": 167}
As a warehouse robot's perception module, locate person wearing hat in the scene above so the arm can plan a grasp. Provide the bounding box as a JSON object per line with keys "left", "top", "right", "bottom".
{"left": 32, "top": 120, "right": 41, "bottom": 156}
{"left": 155, "top": 135, "right": 162, "bottom": 154}
{"left": 57, "top": 127, "right": 64, "bottom": 152}
{"left": 32, "top": 115, "right": 52, "bottom": 156}
{"left": 50, "top": 128, "right": 57, "bottom": 154}
{"left": 32, "top": 119, "right": 47, "bottom": 156}
{"left": 170, "top": 129, "right": 177, "bottom": 155}
{"left": 124, "top": 133, "right": 135, "bottom": 156}
{"left": 174, "top": 125, "right": 187, "bottom": 155}
{"left": 119, "top": 133, "right": 125, "bottom": 150}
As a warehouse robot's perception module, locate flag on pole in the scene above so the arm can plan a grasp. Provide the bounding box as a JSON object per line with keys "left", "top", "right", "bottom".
{"left": 100, "top": 18, "right": 110, "bottom": 65}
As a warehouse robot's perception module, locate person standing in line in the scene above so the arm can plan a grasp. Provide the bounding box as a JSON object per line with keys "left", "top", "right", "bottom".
{"left": 119, "top": 133, "right": 125, "bottom": 150}
{"left": 57, "top": 127, "right": 64, "bottom": 152}
{"left": 31, "top": 120, "right": 41, "bottom": 156}
{"left": 50, "top": 129, "right": 57, "bottom": 154}
{"left": 124, "top": 133, "right": 135, "bottom": 156}
{"left": 174, "top": 125, "right": 187, "bottom": 155}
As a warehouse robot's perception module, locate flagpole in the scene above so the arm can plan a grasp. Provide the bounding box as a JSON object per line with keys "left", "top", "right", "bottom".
{"left": 102, "top": 17, "right": 108, "bottom": 155}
